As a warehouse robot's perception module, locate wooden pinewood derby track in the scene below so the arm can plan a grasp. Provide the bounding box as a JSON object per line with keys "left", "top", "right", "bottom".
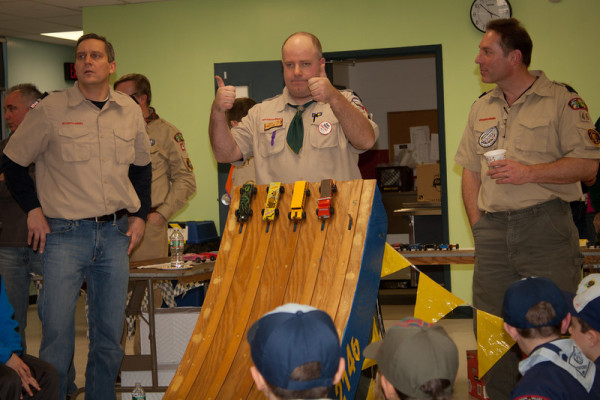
{"left": 164, "top": 179, "right": 387, "bottom": 399}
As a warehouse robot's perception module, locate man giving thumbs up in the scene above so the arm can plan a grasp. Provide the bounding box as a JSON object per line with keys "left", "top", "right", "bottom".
{"left": 209, "top": 31, "right": 378, "bottom": 185}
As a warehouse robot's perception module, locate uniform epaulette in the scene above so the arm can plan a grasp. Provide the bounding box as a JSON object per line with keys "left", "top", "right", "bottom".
{"left": 29, "top": 91, "right": 51, "bottom": 109}
{"left": 478, "top": 90, "right": 492, "bottom": 99}
{"left": 555, "top": 82, "right": 578, "bottom": 94}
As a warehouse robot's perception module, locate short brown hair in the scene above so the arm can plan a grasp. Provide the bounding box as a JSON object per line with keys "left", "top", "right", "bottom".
{"left": 517, "top": 301, "right": 562, "bottom": 339}
{"left": 76, "top": 33, "right": 115, "bottom": 63}
{"left": 267, "top": 361, "right": 330, "bottom": 399}
{"left": 486, "top": 18, "right": 532, "bottom": 67}
{"left": 226, "top": 97, "right": 256, "bottom": 127}
{"left": 114, "top": 73, "right": 152, "bottom": 105}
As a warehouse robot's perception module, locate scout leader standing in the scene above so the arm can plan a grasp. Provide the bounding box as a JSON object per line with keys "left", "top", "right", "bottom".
{"left": 1, "top": 33, "right": 151, "bottom": 400}
{"left": 209, "top": 31, "right": 378, "bottom": 185}
{"left": 454, "top": 18, "right": 600, "bottom": 400}
{"left": 114, "top": 73, "right": 197, "bottom": 262}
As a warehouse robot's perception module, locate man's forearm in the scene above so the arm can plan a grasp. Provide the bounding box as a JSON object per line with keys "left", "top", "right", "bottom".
{"left": 328, "top": 93, "right": 375, "bottom": 150}
{"left": 527, "top": 157, "right": 598, "bottom": 185}
{"left": 209, "top": 106, "right": 243, "bottom": 163}
{"left": 462, "top": 168, "right": 483, "bottom": 228}
{"left": 1, "top": 155, "right": 40, "bottom": 212}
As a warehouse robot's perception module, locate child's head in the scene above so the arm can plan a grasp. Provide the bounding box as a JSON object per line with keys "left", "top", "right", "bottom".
{"left": 502, "top": 277, "right": 568, "bottom": 347}
{"left": 246, "top": 303, "right": 344, "bottom": 399}
{"left": 363, "top": 318, "right": 458, "bottom": 400}
{"left": 568, "top": 274, "right": 600, "bottom": 361}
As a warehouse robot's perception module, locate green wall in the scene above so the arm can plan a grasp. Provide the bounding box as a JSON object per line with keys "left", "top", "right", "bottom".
{"left": 84, "top": 0, "right": 600, "bottom": 301}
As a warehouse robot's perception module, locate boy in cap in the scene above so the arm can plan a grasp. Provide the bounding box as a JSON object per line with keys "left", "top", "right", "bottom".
{"left": 569, "top": 274, "right": 600, "bottom": 364}
{"left": 567, "top": 273, "right": 600, "bottom": 399}
{"left": 246, "top": 303, "right": 345, "bottom": 399}
{"left": 363, "top": 317, "right": 458, "bottom": 400}
{"left": 503, "top": 277, "right": 598, "bottom": 399}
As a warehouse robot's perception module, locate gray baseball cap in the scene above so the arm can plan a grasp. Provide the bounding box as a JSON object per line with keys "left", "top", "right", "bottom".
{"left": 363, "top": 318, "right": 458, "bottom": 398}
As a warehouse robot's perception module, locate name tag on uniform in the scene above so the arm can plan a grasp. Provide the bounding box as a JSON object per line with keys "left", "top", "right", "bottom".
{"left": 263, "top": 118, "right": 283, "bottom": 131}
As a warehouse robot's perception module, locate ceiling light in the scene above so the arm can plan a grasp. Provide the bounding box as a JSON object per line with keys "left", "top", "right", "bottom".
{"left": 41, "top": 30, "right": 83, "bottom": 41}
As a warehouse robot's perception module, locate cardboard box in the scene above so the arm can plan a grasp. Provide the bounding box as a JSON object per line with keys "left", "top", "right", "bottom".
{"left": 416, "top": 163, "right": 441, "bottom": 202}
{"left": 467, "top": 350, "right": 490, "bottom": 400}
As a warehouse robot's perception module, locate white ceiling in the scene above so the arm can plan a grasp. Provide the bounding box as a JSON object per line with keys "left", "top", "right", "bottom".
{"left": 0, "top": 0, "right": 168, "bottom": 46}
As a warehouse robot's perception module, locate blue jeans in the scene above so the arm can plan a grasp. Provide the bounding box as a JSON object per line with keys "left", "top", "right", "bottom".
{"left": 0, "top": 246, "right": 42, "bottom": 353}
{"left": 38, "top": 216, "right": 130, "bottom": 400}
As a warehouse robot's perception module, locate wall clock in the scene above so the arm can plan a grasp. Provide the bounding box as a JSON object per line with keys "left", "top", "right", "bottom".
{"left": 470, "top": 0, "right": 512, "bottom": 33}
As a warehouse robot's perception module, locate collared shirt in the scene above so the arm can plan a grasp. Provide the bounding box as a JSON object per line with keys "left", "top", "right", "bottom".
{"left": 144, "top": 108, "right": 196, "bottom": 220}
{"left": 455, "top": 71, "right": 600, "bottom": 212}
{"left": 4, "top": 82, "right": 151, "bottom": 219}
{"left": 231, "top": 87, "right": 379, "bottom": 185}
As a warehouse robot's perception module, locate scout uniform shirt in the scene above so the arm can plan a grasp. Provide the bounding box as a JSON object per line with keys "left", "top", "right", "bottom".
{"left": 231, "top": 87, "right": 379, "bottom": 185}
{"left": 145, "top": 109, "right": 196, "bottom": 221}
{"left": 3, "top": 83, "right": 151, "bottom": 220}
{"left": 454, "top": 71, "right": 600, "bottom": 213}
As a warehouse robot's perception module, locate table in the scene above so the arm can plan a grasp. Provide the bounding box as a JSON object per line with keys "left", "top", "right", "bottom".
{"left": 399, "top": 248, "right": 600, "bottom": 265}
{"left": 117, "top": 259, "right": 213, "bottom": 396}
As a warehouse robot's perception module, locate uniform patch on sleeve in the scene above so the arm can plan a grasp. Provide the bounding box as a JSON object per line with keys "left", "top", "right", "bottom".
{"left": 351, "top": 97, "right": 368, "bottom": 114}
{"left": 588, "top": 129, "right": 600, "bottom": 146}
{"left": 185, "top": 158, "right": 194, "bottom": 171}
{"left": 174, "top": 132, "right": 184, "bottom": 142}
{"left": 263, "top": 118, "right": 283, "bottom": 131}
{"left": 569, "top": 97, "right": 588, "bottom": 110}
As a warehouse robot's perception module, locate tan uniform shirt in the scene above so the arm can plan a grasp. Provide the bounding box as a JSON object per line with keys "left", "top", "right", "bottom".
{"left": 455, "top": 71, "right": 600, "bottom": 212}
{"left": 146, "top": 112, "right": 196, "bottom": 220}
{"left": 231, "top": 87, "right": 379, "bottom": 185}
{"left": 4, "top": 83, "right": 151, "bottom": 219}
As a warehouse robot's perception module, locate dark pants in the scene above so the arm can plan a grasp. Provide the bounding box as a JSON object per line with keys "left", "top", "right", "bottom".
{"left": 0, "top": 354, "right": 59, "bottom": 400}
{"left": 472, "top": 198, "right": 582, "bottom": 400}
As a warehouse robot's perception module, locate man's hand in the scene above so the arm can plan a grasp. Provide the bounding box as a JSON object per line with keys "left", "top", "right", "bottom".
{"left": 6, "top": 353, "right": 41, "bottom": 397}
{"left": 486, "top": 159, "right": 531, "bottom": 185}
{"left": 308, "top": 63, "right": 337, "bottom": 104}
{"left": 27, "top": 207, "right": 50, "bottom": 253}
{"left": 147, "top": 212, "right": 166, "bottom": 226}
{"left": 213, "top": 76, "right": 236, "bottom": 113}
{"left": 126, "top": 216, "right": 146, "bottom": 254}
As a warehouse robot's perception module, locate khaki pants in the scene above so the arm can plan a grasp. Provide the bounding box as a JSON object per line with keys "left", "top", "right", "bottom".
{"left": 472, "top": 198, "right": 582, "bottom": 400}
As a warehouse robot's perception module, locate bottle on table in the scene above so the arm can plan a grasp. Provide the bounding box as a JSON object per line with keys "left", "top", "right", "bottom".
{"left": 170, "top": 228, "right": 185, "bottom": 268}
{"left": 132, "top": 382, "right": 146, "bottom": 400}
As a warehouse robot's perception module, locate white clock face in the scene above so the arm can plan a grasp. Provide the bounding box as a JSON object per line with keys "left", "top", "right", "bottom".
{"left": 470, "top": 0, "right": 512, "bottom": 33}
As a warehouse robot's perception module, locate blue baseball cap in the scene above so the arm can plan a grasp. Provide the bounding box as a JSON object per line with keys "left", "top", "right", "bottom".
{"left": 569, "top": 274, "right": 600, "bottom": 332}
{"left": 247, "top": 303, "right": 341, "bottom": 391}
{"left": 503, "top": 277, "right": 568, "bottom": 329}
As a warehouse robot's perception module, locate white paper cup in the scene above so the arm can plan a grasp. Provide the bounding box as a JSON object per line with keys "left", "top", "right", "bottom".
{"left": 484, "top": 149, "right": 506, "bottom": 166}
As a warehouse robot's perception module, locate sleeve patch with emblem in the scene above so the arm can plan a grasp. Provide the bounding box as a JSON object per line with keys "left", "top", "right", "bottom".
{"left": 587, "top": 129, "right": 600, "bottom": 146}
{"left": 569, "top": 97, "right": 588, "bottom": 110}
{"left": 185, "top": 158, "right": 194, "bottom": 171}
{"left": 174, "top": 132, "right": 184, "bottom": 142}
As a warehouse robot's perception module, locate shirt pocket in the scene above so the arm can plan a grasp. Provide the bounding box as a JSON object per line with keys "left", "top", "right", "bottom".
{"left": 258, "top": 123, "right": 287, "bottom": 158}
{"left": 514, "top": 117, "right": 549, "bottom": 153}
{"left": 308, "top": 110, "right": 342, "bottom": 149}
{"left": 58, "top": 124, "right": 92, "bottom": 162}
{"left": 114, "top": 128, "right": 136, "bottom": 164}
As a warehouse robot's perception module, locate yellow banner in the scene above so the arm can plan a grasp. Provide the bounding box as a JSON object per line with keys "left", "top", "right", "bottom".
{"left": 381, "top": 243, "right": 411, "bottom": 277}
{"left": 476, "top": 309, "right": 516, "bottom": 377}
{"left": 414, "top": 271, "right": 466, "bottom": 323}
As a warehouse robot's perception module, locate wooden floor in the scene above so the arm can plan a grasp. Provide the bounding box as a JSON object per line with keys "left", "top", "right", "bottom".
{"left": 165, "top": 180, "right": 386, "bottom": 399}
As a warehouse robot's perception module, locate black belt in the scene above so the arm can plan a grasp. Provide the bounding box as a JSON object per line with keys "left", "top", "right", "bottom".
{"left": 82, "top": 209, "right": 128, "bottom": 222}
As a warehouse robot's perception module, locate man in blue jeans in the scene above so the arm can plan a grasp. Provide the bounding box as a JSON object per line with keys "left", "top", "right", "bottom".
{"left": 1, "top": 33, "right": 151, "bottom": 400}
{"left": 0, "top": 83, "right": 43, "bottom": 352}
